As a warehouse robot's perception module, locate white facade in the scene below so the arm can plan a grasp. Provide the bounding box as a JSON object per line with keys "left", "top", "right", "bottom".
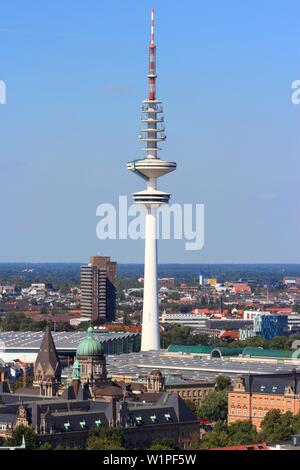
{"left": 243, "top": 310, "right": 269, "bottom": 321}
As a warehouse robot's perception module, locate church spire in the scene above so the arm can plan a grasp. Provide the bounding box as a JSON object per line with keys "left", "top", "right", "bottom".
{"left": 34, "top": 325, "right": 61, "bottom": 396}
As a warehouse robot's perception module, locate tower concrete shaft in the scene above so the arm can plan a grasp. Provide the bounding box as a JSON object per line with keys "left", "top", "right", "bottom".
{"left": 127, "top": 8, "right": 176, "bottom": 351}
{"left": 142, "top": 207, "right": 160, "bottom": 351}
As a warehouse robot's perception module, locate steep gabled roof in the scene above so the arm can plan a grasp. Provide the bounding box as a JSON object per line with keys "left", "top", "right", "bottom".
{"left": 34, "top": 326, "right": 61, "bottom": 380}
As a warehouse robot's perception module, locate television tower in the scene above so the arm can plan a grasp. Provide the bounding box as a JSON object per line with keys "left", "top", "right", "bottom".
{"left": 127, "top": 8, "right": 176, "bottom": 351}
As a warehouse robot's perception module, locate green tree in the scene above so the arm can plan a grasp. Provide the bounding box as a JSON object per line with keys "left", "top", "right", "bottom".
{"left": 292, "top": 414, "right": 300, "bottom": 434}
{"left": 215, "top": 375, "right": 232, "bottom": 392}
{"left": 200, "top": 430, "right": 229, "bottom": 449}
{"left": 168, "top": 292, "right": 181, "bottom": 301}
{"left": 160, "top": 325, "right": 213, "bottom": 348}
{"left": 25, "top": 375, "right": 34, "bottom": 387}
{"left": 227, "top": 421, "right": 259, "bottom": 445}
{"left": 197, "top": 390, "right": 228, "bottom": 422}
{"left": 235, "top": 335, "right": 268, "bottom": 349}
{"left": 200, "top": 420, "right": 260, "bottom": 449}
{"left": 9, "top": 377, "right": 23, "bottom": 392}
{"left": 3, "top": 425, "right": 39, "bottom": 450}
{"left": 269, "top": 336, "right": 289, "bottom": 350}
{"left": 149, "top": 439, "right": 178, "bottom": 450}
{"left": 54, "top": 443, "right": 65, "bottom": 450}
{"left": 261, "top": 410, "right": 293, "bottom": 444}
{"left": 188, "top": 432, "right": 201, "bottom": 450}
{"left": 38, "top": 442, "right": 52, "bottom": 450}
{"left": 86, "top": 428, "right": 125, "bottom": 450}
{"left": 60, "top": 285, "right": 70, "bottom": 295}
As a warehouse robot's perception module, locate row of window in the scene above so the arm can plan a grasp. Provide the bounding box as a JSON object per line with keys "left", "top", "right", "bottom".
{"left": 231, "top": 399, "right": 294, "bottom": 409}
{"left": 231, "top": 408, "right": 267, "bottom": 418}
{"left": 0, "top": 424, "right": 10, "bottom": 431}
{"left": 231, "top": 402, "right": 295, "bottom": 418}
{"left": 178, "top": 389, "right": 209, "bottom": 398}
{"left": 231, "top": 400, "right": 292, "bottom": 409}
{"left": 231, "top": 409, "right": 248, "bottom": 417}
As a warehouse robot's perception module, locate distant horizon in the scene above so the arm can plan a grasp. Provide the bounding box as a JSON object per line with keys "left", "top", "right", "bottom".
{"left": 1, "top": 262, "right": 300, "bottom": 266}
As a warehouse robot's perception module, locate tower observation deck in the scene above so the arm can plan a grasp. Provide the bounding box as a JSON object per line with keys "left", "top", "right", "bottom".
{"left": 127, "top": 9, "right": 177, "bottom": 351}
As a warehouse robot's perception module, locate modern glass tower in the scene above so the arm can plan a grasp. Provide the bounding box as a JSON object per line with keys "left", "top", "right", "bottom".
{"left": 127, "top": 9, "right": 176, "bottom": 351}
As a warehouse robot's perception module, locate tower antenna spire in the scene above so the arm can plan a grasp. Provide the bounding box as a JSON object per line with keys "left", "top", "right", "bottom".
{"left": 148, "top": 7, "right": 157, "bottom": 101}
{"left": 151, "top": 7, "right": 155, "bottom": 45}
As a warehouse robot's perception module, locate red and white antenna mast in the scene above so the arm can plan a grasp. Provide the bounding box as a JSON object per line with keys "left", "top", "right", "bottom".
{"left": 148, "top": 7, "right": 156, "bottom": 101}
{"left": 151, "top": 7, "right": 155, "bottom": 45}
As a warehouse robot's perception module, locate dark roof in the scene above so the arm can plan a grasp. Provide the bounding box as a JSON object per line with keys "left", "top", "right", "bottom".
{"left": 92, "top": 381, "right": 123, "bottom": 397}
{"left": 0, "top": 413, "right": 16, "bottom": 424}
{"left": 14, "top": 386, "right": 40, "bottom": 396}
{"left": 126, "top": 382, "right": 145, "bottom": 393}
{"left": 241, "top": 371, "right": 300, "bottom": 395}
{"left": 132, "top": 392, "right": 164, "bottom": 403}
{"left": 129, "top": 392, "right": 198, "bottom": 424}
{"left": 126, "top": 406, "right": 178, "bottom": 426}
{"left": 158, "top": 392, "right": 198, "bottom": 422}
{"left": 45, "top": 410, "right": 109, "bottom": 433}
{"left": 60, "top": 383, "right": 90, "bottom": 401}
{"left": 0, "top": 393, "right": 47, "bottom": 404}
{"left": 34, "top": 326, "right": 61, "bottom": 379}
{"left": 0, "top": 382, "right": 11, "bottom": 394}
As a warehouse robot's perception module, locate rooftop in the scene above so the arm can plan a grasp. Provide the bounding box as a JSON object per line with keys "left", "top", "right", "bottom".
{"left": 105, "top": 350, "right": 300, "bottom": 382}
{"left": 0, "top": 330, "right": 139, "bottom": 352}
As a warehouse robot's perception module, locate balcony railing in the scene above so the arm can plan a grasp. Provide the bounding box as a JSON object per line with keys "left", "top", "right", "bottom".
{"left": 141, "top": 104, "right": 163, "bottom": 113}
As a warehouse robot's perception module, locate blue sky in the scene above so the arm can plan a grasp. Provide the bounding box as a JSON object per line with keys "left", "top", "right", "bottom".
{"left": 0, "top": 0, "right": 299, "bottom": 263}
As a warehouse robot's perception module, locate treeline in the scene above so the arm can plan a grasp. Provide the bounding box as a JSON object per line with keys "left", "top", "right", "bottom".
{"left": 1, "top": 425, "right": 180, "bottom": 451}
{"left": 199, "top": 411, "right": 300, "bottom": 449}
{"left": 160, "top": 325, "right": 300, "bottom": 350}
{"left": 0, "top": 312, "right": 78, "bottom": 332}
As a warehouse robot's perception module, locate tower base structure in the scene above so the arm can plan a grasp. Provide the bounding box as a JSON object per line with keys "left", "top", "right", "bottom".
{"left": 140, "top": 207, "right": 160, "bottom": 351}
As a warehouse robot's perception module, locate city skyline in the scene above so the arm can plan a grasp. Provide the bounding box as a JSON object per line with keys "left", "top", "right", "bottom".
{"left": 0, "top": 0, "right": 299, "bottom": 264}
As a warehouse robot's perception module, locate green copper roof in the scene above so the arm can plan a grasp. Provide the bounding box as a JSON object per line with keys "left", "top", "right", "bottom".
{"left": 167, "top": 344, "right": 296, "bottom": 360}
{"left": 76, "top": 327, "right": 103, "bottom": 357}
{"left": 211, "top": 348, "right": 244, "bottom": 357}
{"left": 242, "top": 348, "right": 295, "bottom": 359}
{"left": 72, "top": 358, "right": 80, "bottom": 380}
{"left": 167, "top": 345, "right": 214, "bottom": 354}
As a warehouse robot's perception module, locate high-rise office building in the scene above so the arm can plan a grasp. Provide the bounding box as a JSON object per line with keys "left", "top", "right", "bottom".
{"left": 80, "top": 256, "right": 117, "bottom": 323}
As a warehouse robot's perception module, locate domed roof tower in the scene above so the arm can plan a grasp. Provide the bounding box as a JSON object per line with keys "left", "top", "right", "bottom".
{"left": 76, "top": 326, "right": 104, "bottom": 357}
{"left": 76, "top": 327, "right": 107, "bottom": 384}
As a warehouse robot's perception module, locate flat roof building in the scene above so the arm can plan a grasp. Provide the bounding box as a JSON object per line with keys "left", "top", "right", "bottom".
{"left": 0, "top": 330, "right": 140, "bottom": 363}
